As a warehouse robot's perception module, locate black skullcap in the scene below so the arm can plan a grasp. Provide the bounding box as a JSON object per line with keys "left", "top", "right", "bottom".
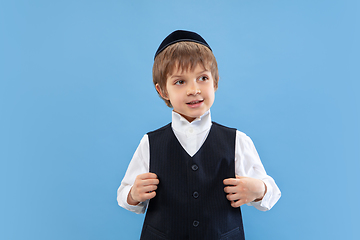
{"left": 154, "top": 30, "right": 212, "bottom": 59}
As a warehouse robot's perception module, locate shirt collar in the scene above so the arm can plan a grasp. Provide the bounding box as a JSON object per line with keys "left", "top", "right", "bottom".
{"left": 171, "top": 110, "right": 212, "bottom": 136}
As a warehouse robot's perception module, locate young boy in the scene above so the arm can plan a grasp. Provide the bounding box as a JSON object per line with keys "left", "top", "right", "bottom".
{"left": 117, "top": 30, "right": 281, "bottom": 240}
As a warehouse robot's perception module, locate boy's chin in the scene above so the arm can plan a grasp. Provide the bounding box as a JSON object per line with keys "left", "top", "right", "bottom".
{"left": 177, "top": 112, "right": 208, "bottom": 123}
{"left": 182, "top": 115, "right": 197, "bottom": 122}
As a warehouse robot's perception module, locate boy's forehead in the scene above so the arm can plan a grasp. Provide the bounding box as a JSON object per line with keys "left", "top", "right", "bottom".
{"left": 168, "top": 63, "right": 208, "bottom": 76}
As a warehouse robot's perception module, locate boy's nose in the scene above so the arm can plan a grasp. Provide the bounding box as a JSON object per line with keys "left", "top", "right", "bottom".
{"left": 187, "top": 83, "right": 201, "bottom": 96}
{"left": 187, "top": 88, "right": 201, "bottom": 96}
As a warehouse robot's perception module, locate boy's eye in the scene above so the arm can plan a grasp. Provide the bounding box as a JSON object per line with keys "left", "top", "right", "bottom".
{"left": 199, "top": 76, "right": 208, "bottom": 81}
{"left": 175, "top": 80, "right": 184, "bottom": 85}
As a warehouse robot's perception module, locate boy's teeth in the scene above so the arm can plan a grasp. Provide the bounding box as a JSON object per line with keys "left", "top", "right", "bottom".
{"left": 188, "top": 100, "right": 201, "bottom": 104}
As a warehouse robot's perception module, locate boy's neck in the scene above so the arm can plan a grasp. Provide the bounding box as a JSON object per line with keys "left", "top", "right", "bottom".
{"left": 172, "top": 110, "right": 211, "bottom": 125}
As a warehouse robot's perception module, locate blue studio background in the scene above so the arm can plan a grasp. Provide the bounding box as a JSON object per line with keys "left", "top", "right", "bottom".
{"left": 1, "top": 1, "right": 359, "bottom": 239}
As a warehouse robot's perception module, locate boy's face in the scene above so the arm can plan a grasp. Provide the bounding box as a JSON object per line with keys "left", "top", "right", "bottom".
{"left": 156, "top": 64, "right": 216, "bottom": 122}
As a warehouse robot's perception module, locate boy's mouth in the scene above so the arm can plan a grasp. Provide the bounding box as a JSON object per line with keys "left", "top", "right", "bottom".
{"left": 186, "top": 100, "right": 204, "bottom": 105}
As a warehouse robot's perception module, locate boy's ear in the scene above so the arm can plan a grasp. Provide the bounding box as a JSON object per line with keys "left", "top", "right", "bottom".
{"left": 155, "top": 84, "right": 169, "bottom": 100}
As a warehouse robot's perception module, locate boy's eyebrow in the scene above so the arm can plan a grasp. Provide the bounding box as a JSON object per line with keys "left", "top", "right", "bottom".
{"left": 168, "top": 70, "right": 210, "bottom": 79}
{"left": 196, "top": 70, "right": 210, "bottom": 75}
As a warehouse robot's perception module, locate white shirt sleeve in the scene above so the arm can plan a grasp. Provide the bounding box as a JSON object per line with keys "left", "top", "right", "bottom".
{"left": 235, "top": 130, "right": 281, "bottom": 211}
{"left": 117, "top": 134, "right": 150, "bottom": 214}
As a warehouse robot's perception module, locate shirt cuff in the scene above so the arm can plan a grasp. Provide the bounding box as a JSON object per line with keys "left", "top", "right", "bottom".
{"left": 247, "top": 180, "right": 274, "bottom": 211}
{"left": 118, "top": 185, "right": 147, "bottom": 214}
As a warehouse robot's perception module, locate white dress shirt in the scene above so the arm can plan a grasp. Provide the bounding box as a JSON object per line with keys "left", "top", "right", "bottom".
{"left": 117, "top": 110, "right": 281, "bottom": 214}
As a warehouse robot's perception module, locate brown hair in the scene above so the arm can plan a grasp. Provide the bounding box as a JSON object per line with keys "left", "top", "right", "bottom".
{"left": 153, "top": 41, "right": 219, "bottom": 107}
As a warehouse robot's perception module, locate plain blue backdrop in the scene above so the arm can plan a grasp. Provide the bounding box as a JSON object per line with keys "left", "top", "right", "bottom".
{"left": 1, "top": 0, "right": 359, "bottom": 239}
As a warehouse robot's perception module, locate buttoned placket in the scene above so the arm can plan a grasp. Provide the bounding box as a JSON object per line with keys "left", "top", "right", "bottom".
{"left": 189, "top": 139, "right": 200, "bottom": 234}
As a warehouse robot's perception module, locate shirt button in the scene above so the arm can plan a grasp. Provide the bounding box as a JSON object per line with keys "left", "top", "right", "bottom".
{"left": 193, "top": 220, "right": 199, "bottom": 227}
{"left": 193, "top": 191, "right": 199, "bottom": 199}
{"left": 191, "top": 164, "right": 198, "bottom": 171}
{"left": 188, "top": 128, "right": 194, "bottom": 133}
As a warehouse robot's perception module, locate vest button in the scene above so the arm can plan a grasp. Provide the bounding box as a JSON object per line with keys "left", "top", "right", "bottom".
{"left": 191, "top": 164, "right": 198, "bottom": 171}
{"left": 193, "top": 191, "right": 199, "bottom": 199}
{"left": 193, "top": 220, "right": 199, "bottom": 227}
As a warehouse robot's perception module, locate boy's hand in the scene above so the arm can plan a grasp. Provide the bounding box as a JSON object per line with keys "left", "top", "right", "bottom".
{"left": 127, "top": 173, "right": 159, "bottom": 206}
{"left": 223, "top": 175, "right": 267, "bottom": 208}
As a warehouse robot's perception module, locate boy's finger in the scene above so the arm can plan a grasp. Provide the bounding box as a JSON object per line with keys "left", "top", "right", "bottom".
{"left": 224, "top": 186, "right": 234, "bottom": 193}
{"left": 148, "top": 173, "right": 158, "bottom": 179}
{"left": 140, "top": 172, "right": 158, "bottom": 179}
{"left": 145, "top": 191, "right": 157, "bottom": 200}
{"left": 231, "top": 199, "right": 246, "bottom": 208}
{"left": 226, "top": 192, "right": 240, "bottom": 201}
{"left": 143, "top": 185, "right": 158, "bottom": 193}
{"left": 144, "top": 178, "right": 159, "bottom": 186}
{"left": 223, "top": 178, "right": 238, "bottom": 186}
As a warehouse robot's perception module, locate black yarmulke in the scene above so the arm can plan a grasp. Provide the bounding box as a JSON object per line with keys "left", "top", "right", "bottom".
{"left": 154, "top": 30, "right": 212, "bottom": 59}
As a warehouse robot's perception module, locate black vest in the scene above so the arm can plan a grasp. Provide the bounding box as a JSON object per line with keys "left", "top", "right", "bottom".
{"left": 140, "top": 122, "right": 245, "bottom": 240}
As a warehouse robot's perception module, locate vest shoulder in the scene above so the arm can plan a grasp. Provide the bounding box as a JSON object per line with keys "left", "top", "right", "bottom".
{"left": 212, "top": 121, "right": 237, "bottom": 132}
{"left": 147, "top": 123, "right": 171, "bottom": 135}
